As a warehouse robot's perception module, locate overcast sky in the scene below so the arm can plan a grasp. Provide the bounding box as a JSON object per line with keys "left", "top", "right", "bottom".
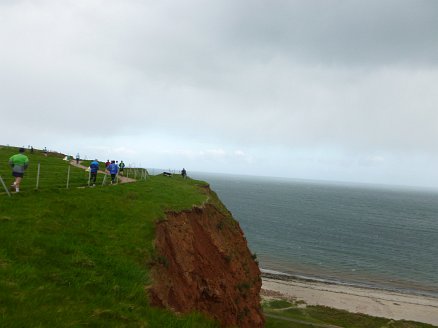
{"left": 1, "top": 0, "right": 438, "bottom": 188}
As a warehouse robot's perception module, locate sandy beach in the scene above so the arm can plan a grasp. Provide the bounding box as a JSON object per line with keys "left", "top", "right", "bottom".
{"left": 262, "top": 276, "right": 438, "bottom": 326}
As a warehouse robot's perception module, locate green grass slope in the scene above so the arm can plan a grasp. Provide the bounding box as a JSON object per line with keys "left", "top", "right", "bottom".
{"left": 263, "top": 299, "right": 436, "bottom": 328}
{"left": 0, "top": 146, "right": 218, "bottom": 327}
{"left": 2, "top": 146, "right": 434, "bottom": 328}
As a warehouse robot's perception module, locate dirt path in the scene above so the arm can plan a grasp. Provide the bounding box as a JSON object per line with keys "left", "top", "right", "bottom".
{"left": 69, "top": 160, "right": 136, "bottom": 184}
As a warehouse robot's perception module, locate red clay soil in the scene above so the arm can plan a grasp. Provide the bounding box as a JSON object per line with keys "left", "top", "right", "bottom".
{"left": 149, "top": 203, "right": 265, "bottom": 328}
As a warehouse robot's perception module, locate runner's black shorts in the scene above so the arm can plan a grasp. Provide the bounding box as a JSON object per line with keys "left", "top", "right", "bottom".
{"left": 12, "top": 172, "right": 24, "bottom": 178}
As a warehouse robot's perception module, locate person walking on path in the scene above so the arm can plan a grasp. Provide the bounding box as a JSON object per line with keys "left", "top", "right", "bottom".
{"left": 9, "top": 147, "right": 29, "bottom": 193}
{"left": 119, "top": 160, "right": 125, "bottom": 175}
{"left": 89, "top": 159, "right": 99, "bottom": 186}
{"left": 107, "top": 160, "right": 119, "bottom": 184}
{"left": 76, "top": 153, "right": 80, "bottom": 164}
{"left": 181, "top": 168, "right": 187, "bottom": 179}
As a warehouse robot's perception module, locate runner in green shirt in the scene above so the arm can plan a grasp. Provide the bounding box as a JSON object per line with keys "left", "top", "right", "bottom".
{"left": 9, "top": 148, "right": 29, "bottom": 193}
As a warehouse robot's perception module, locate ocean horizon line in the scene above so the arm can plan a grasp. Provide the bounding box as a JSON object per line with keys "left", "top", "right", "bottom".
{"left": 186, "top": 170, "right": 438, "bottom": 194}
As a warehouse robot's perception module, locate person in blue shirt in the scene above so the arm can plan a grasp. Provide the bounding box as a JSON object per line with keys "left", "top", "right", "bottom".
{"left": 106, "top": 160, "right": 119, "bottom": 184}
{"left": 89, "top": 159, "right": 99, "bottom": 186}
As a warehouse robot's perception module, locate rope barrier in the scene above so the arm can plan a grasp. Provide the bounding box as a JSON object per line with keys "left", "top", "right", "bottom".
{"left": 1, "top": 161, "right": 151, "bottom": 196}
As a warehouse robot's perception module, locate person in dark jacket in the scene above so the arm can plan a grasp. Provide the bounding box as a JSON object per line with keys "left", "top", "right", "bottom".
{"left": 119, "top": 160, "right": 125, "bottom": 175}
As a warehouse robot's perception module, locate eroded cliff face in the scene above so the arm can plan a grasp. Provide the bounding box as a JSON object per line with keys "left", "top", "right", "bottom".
{"left": 149, "top": 200, "right": 264, "bottom": 328}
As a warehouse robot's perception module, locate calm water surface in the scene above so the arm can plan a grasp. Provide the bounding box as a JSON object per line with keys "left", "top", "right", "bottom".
{"left": 192, "top": 172, "right": 438, "bottom": 298}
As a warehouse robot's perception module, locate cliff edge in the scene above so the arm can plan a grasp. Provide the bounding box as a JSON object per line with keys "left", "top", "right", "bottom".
{"left": 149, "top": 189, "right": 264, "bottom": 328}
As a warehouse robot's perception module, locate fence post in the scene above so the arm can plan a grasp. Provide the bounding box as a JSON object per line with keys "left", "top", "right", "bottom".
{"left": 66, "top": 164, "right": 71, "bottom": 189}
{"left": 0, "top": 175, "right": 11, "bottom": 197}
{"left": 102, "top": 174, "right": 107, "bottom": 186}
{"left": 36, "top": 162, "right": 41, "bottom": 190}
{"left": 88, "top": 171, "right": 91, "bottom": 187}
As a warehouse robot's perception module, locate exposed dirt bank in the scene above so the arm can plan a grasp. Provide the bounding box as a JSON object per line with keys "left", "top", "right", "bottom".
{"left": 149, "top": 202, "right": 264, "bottom": 328}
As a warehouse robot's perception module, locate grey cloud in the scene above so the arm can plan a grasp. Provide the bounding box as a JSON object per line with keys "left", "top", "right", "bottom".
{"left": 224, "top": 0, "right": 438, "bottom": 67}
{"left": 1, "top": 0, "right": 438, "bottom": 154}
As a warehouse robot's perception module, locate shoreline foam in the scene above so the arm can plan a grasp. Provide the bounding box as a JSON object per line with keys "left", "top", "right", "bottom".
{"left": 261, "top": 270, "right": 438, "bottom": 299}
{"left": 262, "top": 275, "right": 438, "bottom": 326}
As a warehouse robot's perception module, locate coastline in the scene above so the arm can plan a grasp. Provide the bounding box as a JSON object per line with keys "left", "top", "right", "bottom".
{"left": 261, "top": 275, "right": 438, "bottom": 326}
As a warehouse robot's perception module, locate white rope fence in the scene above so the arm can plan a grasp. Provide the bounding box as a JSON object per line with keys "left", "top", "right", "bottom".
{"left": 1, "top": 162, "right": 150, "bottom": 197}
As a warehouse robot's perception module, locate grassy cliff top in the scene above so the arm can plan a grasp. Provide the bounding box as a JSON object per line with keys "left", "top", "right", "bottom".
{"left": 2, "top": 146, "right": 432, "bottom": 328}
{"left": 0, "top": 146, "right": 218, "bottom": 327}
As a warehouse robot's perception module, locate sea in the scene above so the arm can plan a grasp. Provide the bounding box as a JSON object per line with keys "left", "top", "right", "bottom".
{"left": 190, "top": 172, "right": 438, "bottom": 299}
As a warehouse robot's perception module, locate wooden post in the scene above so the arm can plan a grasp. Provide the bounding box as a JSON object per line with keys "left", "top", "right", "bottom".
{"left": 0, "top": 176, "right": 11, "bottom": 197}
{"left": 36, "top": 162, "right": 41, "bottom": 190}
{"left": 102, "top": 174, "right": 107, "bottom": 186}
{"left": 88, "top": 170, "right": 91, "bottom": 187}
{"left": 66, "top": 165, "right": 71, "bottom": 189}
